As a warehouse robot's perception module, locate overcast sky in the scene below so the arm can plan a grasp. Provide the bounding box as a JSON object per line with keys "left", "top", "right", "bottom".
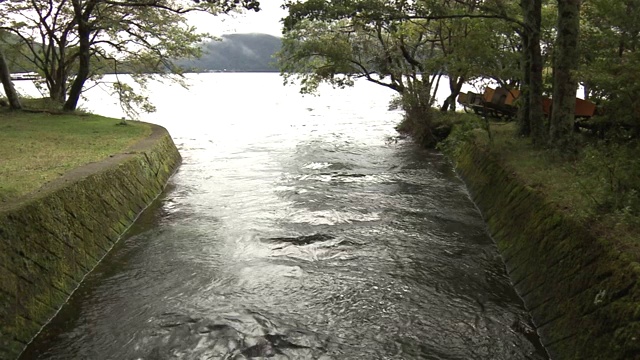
{"left": 188, "top": 1, "right": 287, "bottom": 37}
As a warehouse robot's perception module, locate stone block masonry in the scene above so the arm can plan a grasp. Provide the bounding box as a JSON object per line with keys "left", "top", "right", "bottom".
{"left": 452, "top": 142, "right": 640, "bottom": 359}
{"left": 0, "top": 124, "right": 181, "bottom": 359}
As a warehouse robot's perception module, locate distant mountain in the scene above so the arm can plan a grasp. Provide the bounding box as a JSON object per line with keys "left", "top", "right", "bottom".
{"left": 1, "top": 32, "right": 282, "bottom": 74}
{"left": 177, "top": 33, "right": 282, "bottom": 72}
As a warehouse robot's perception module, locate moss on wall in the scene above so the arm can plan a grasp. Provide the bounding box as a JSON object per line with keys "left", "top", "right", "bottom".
{"left": 0, "top": 124, "right": 181, "bottom": 360}
{"left": 452, "top": 141, "right": 640, "bottom": 359}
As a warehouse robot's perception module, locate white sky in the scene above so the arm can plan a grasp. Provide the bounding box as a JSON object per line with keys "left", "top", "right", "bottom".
{"left": 187, "top": 1, "right": 287, "bottom": 37}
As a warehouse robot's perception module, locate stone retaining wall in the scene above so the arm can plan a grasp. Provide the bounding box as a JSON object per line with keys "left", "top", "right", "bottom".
{"left": 0, "top": 124, "right": 181, "bottom": 359}
{"left": 452, "top": 142, "right": 640, "bottom": 359}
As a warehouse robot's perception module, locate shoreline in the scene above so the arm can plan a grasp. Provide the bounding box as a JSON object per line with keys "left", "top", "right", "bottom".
{"left": 0, "top": 122, "right": 181, "bottom": 360}
{"left": 450, "top": 138, "right": 640, "bottom": 359}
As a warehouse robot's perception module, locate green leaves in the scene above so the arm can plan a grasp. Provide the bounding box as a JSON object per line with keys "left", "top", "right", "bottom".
{"left": 0, "top": 0, "right": 233, "bottom": 113}
{"left": 278, "top": 0, "right": 526, "bottom": 100}
{"left": 577, "top": 0, "right": 640, "bottom": 133}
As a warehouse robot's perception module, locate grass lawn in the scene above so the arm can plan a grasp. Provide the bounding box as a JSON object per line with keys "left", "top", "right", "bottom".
{"left": 482, "top": 122, "right": 596, "bottom": 216}
{"left": 469, "top": 121, "right": 640, "bottom": 257}
{"left": 0, "top": 108, "right": 152, "bottom": 204}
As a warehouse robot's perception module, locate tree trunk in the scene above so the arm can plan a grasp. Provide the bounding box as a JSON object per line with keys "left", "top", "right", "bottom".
{"left": 549, "top": 0, "right": 581, "bottom": 149}
{"left": 64, "top": 0, "right": 93, "bottom": 112}
{"left": 517, "top": 29, "right": 531, "bottom": 137}
{"left": 50, "top": 80, "right": 67, "bottom": 104}
{"left": 431, "top": 72, "right": 443, "bottom": 101}
{"left": 63, "top": 38, "right": 89, "bottom": 110}
{"left": 528, "top": 0, "right": 546, "bottom": 146}
{"left": 440, "top": 76, "right": 464, "bottom": 112}
{"left": 519, "top": 0, "right": 545, "bottom": 145}
{"left": 50, "top": 58, "right": 68, "bottom": 104}
{"left": 0, "top": 48, "right": 22, "bottom": 110}
{"left": 583, "top": 82, "right": 590, "bottom": 100}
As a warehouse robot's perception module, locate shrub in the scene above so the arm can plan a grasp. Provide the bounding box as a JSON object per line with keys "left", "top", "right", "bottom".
{"left": 435, "top": 112, "right": 484, "bottom": 155}
{"left": 575, "top": 140, "right": 640, "bottom": 223}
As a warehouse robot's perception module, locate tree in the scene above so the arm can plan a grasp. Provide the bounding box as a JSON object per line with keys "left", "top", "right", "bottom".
{"left": 435, "top": 14, "right": 474, "bottom": 112}
{"left": 280, "top": 0, "right": 615, "bottom": 149}
{"left": 0, "top": 1, "right": 73, "bottom": 104}
{"left": 279, "top": 0, "right": 528, "bottom": 146}
{"left": 279, "top": 0, "right": 453, "bottom": 145}
{"left": 549, "top": 0, "right": 581, "bottom": 148}
{"left": 0, "top": 0, "right": 260, "bottom": 113}
{"left": 518, "top": 0, "right": 546, "bottom": 145}
{"left": 432, "top": 1, "right": 521, "bottom": 112}
{"left": 280, "top": 1, "right": 531, "bottom": 107}
{"left": 579, "top": 0, "right": 640, "bottom": 136}
{"left": 0, "top": 47, "right": 21, "bottom": 109}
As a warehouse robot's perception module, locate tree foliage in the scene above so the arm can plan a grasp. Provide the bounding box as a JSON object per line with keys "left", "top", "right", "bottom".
{"left": 278, "top": 0, "right": 523, "bottom": 146}
{"left": 279, "top": 0, "right": 639, "bottom": 148}
{"left": 580, "top": 0, "right": 640, "bottom": 135}
{"left": 0, "top": 0, "right": 260, "bottom": 114}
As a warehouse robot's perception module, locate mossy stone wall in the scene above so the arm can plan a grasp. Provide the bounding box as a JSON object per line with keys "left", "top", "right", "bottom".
{"left": 0, "top": 124, "right": 181, "bottom": 359}
{"left": 452, "top": 142, "right": 640, "bottom": 359}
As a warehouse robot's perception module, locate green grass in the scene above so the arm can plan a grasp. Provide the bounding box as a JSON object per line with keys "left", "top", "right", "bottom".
{"left": 0, "top": 108, "right": 151, "bottom": 204}
{"left": 478, "top": 123, "right": 595, "bottom": 216}
{"left": 464, "top": 120, "right": 640, "bottom": 257}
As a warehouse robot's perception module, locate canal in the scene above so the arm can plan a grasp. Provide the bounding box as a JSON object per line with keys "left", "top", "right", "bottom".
{"left": 20, "top": 73, "right": 547, "bottom": 359}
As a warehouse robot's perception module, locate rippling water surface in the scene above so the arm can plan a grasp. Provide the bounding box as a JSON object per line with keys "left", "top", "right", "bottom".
{"left": 21, "top": 74, "right": 547, "bottom": 359}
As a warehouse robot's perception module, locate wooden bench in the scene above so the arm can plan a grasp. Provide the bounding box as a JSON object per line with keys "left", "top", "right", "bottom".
{"left": 458, "top": 87, "right": 520, "bottom": 120}
{"left": 459, "top": 87, "right": 597, "bottom": 123}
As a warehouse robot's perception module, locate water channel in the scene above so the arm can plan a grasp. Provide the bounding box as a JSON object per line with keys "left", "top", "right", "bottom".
{"left": 20, "top": 73, "right": 547, "bottom": 359}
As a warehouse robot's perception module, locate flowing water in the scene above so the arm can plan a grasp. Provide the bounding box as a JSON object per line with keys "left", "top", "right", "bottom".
{"left": 19, "top": 73, "right": 547, "bottom": 359}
